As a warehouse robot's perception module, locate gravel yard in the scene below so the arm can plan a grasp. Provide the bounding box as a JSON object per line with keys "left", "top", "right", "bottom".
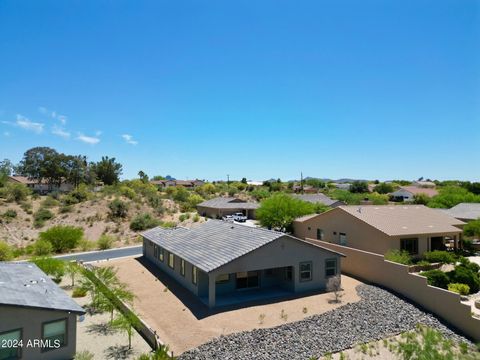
{"left": 180, "top": 284, "right": 474, "bottom": 360}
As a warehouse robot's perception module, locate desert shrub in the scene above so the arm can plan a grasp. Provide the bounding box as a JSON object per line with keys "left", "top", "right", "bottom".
{"left": 41, "top": 196, "right": 59, "bottom": 208}
{"left": 39, "top": 225, "right": 84, "bottom": 253}
{"left": 384, "top": 249, "right": 412, "bottom": 265}
{"left": 193, "top": 214, "right": 200, "bottom": 222}
{"left": 32, "top": 257, "right": 65, "bottom": 281}
{"left": 79, "top": 238, "right": 96, "bottom": 251}
{"left": 448, "top": 266, "right": 480, "bottom": 294}
{"left": 179, "top": 214, "right": 188, "bottom": 222}
{"left": 0, "top": 241, "right": 13, "bottom": 261}
{"left": 250, "top": 187, "right": 271, "bottom": 201}
{"left": 3, "top": 182, "right": 31, "bottom": 202}
{"left": 3, "top": 209, "right": 17, "bottom": 218}
{"left": 161, "top": 221, "right": 176, "bottom": 228}
{"left": 34, "top": 208, "right": 54, "bottom": 228}
{"left": 447, "top": 283, "right": 470, "bottom": 296}
{"left": 423, "top": 251, "right": 456, "bottom": 264}
{"left": 72, "top": 287, "right": 88, "bottom": 298}
{"left": 20, "top": 201, "right": 32, "bottom": 213}
{"left": 32, "top": 239, "right": 53, "bottom": 256}
{"left": 59, "top": 204, "right": 73, "bottom": 213}
{"left": 130, "top": 213, "right": 160, "bottom": 231}
{"left": 464, "top": 219, "right": 480, "bottom": 237}
{"left": 69, "top": 184, "right": 90, "bottom": 203}
{"left": 108, "top": 198, "right": 129, "bottom": 218}
{"left": 186, "top": 194, "right": 204, "bottom": 210}
{"left": 420, "top": 269, "right": 450, "bottom": 289}
{"left": 62, "top": 194, "right": 79, "bottom": 205}
{"left": 119, "top": 185, "right": 136, "bottom": 200}
{"left": 97, "top": 234, "right": 115, "bottom": 250}
{"left": 173, "top": 187, "right": 190, "bottom": 202}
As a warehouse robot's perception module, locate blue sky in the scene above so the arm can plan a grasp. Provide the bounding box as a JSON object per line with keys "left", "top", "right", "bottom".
{"left": 0, "top": 0, "right": 479, "bottom": 181}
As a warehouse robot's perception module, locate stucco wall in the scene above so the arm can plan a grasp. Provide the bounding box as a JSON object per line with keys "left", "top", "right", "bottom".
{"left": 306, "top": 239, "right": 480, "bottom": 342}
{"left": 211, "top": 236, "right": 342, "bottom": 293}
{"left": 293, "top": 209, "right": 459, "bottom": 256}
{"left": 0, "top": 306, "right": 78, "bottom": 360}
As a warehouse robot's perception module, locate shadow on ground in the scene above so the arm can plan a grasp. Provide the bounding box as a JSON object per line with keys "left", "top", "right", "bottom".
{"left": 135, "top": 256, "right": 332, "bottom": 320}
{"left": 86, "top": 322, "right": 117, "bottom": 336}
{"left": 104, "top": 344, "right": 134, "bottom": 359}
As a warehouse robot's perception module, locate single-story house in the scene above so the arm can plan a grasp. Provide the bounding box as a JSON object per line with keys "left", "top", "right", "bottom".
{"left": 292, "top": 184, "right": 318, "bottom": 194}
{"left": 8, "top": 176, "right": 74, "bottom": 194}
{"left": 412, "top": 180, "right": 436, "bottom": 188}
{"left": 150, "top": 179, "right": 204, "bottom": 189}
{"left": 142, "top": 220, "right": 344, "bottom": 308}
{"left": 390, "top": 186, "right": 439, "bottom": 202}
{"left": 293, "top": 205, "right": 465, "bottom": 257}
{"left": 291, "top": 193, "right": 345, "bottom": 208}
{"left": 439, "top": 203, "right": 480, "bottom": 222}
{"left": 197, "top": 197, "right": 259, "bottom": 219}
{"left": 331, "top": 183, "right": 352, "bottom": 191}
{"left": 0, "top": 262, "right": 85, "bottom": 360}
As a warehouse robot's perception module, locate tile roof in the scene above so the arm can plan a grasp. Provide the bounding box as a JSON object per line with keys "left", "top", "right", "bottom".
{"left": 339, "top": 205, "right": 464, "bottom": 236}
{"left": 142, "top": 220, "right": 288, "bottom": 273}
{"left": 292, "top": 193, "right": 343, "bottom": 207}
{"left": 393, "top": 186, "right": 439, "bottom": 197}
{"left": 440, "top": 203, "right": 480, "bottom": 221}
{"left": 197, "top": 197, "right": 259, "bottom": 210}
{"left": 0, "top": 262, "right": 85, "bottom": 314}
{"left": 8, "top": 175, "right": 38, "bottom": 185}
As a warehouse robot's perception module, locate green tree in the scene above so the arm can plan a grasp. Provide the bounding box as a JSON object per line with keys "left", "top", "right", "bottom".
{"left": 138, "top": 170, "right": 149, "bottom": 183}
{"left": 100, "top": 284, "right": 135, "bottom": 323}
{"left": 241, "top": 177, "right": 247, "bottom": 184}
{"left": 256, "top": 193, "right": 316, "bottom": 232}
{"left": 91, "top": 156, "right": 123, "bottom": 185}
{"left": 3, "top": 182, "right": 31, "bottom": 202}
{"left": 349, "top": 181, "right": 369, "bottom": 193}
{"left": 111, "top": 312, "right": 140, "bottom": 349}
{"left": 32, "top": 239, "right": 53, "bottom": 256}
{"left": 413, "top": 193, "right": 430, "bottom": 205}
{"left": 428, "top": 186, "right": 480, "bottom": 208}
{"left": 39, "top": 225, "right": 84, "bottom": 253}
{"left": 32, "top": 257, "right": 65, "bottom": 281}
{"left": 65, "top": 261, "right": 81, "bottom": 287}
{"left": 373, "top": 182, "right": 394, "bottom": 194}
{"left": 305, "top": 178, "right": 325, "bottom": 189}
{"left": 464, "top": 219, "right": 480, "bottom": 237}
{"left": 130, "top": 213, "right": 160, "bottom": 231}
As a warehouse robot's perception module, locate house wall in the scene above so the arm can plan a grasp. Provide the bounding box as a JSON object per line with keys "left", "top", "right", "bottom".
{"left": 293, "top": 209, "right": 460, "bottom": 256}
{"left": 0, "top": 306, "right": 78, "bottom": 360}
{"left": 306, "top": 240, "right": 480, "bottom": 342}
{"left": 143, "top": 238, "right": 207, "bottom": 297}
{"left": 210, "top": 236, "right": 342, "bottom": 294}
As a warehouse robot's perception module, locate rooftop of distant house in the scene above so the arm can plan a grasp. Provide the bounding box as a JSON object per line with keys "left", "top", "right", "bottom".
{"left": 197, "top": 197, "right": 259, "bottom": 209}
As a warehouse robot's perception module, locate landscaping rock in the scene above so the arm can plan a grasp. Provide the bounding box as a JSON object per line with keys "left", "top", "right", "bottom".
{"left": 179, "top": 284, "right": 473, "bottom": 360}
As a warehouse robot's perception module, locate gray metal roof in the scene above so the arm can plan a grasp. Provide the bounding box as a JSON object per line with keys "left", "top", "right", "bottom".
{"left": 142, "top": 220, "right": 287, "bottom": 273}
{"left": 440, "top": 203, "right": 480, "bottom": 221}
{"left": 292, "top": 193, "right": 343, "bottom": 207}
{"left": 197, "top": 197, "right": 259, "bottom": 210}
{"left": 0, "top": 262, "right": 85, "bottom": 314}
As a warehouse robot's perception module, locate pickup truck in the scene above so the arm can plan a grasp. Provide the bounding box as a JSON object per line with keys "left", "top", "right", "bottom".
{"left": 232, "top": 212, "right": 247, "bottom": 222}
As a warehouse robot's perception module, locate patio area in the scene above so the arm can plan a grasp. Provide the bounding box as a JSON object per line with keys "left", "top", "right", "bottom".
{"left": 99, "top": 256, "right": 363, "bottom": 355}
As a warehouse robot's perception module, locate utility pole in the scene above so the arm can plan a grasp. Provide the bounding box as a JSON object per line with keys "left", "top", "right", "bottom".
{"left": 300, "top": 171, "right": 304, "bottom": 193}
{"left": 227, "top": 174, "right": 230, "bottom": 187}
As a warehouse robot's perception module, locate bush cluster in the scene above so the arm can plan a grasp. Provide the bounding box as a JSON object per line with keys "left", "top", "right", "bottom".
{"left": 39, "top": 225, "right": 84, "bottom": 253}
{"left": 33, "top": 208, "right": 54, "bottom": 228}
{"left": 108, "top": 198, "right": 129, "bottom": 218}
{"left": 130, "top": 213, "right": 160, "bottom": 231}
{"left": 384, "top": 250, "right": 412, "bottom": 265}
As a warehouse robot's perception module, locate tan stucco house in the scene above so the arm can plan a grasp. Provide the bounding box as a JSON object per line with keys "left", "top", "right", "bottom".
{"left": 8, "top": 176, "right": 74, "bottom": 194}
{"left": 0, "top": 262, "right": 85, "bottom": 360}
{"left": 197, "top": 197, "right": 259, "bottom": 219}
{"left": 293, "top": 205, "right": 465, "bottom": 257}
{"left": 142, "top": 220, "right": 344, "bottom": 308}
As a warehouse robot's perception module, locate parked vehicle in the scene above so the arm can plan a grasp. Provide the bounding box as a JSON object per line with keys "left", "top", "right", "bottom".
{"left": 232, "top": 212, "right": 247, "bottom": 222}
{"left": 222, "top": 215, "right": 234, "bottom": 222}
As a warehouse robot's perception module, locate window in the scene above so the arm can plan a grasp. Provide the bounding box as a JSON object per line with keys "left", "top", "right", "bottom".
{"left": 0, "top": 329, "right": 22, "bottom": 360}
{"left": 168, "top": 253, "right": 174, "bottom": 269}
{"left": 299, "top": 262, "right": 312, "bottom": 282}
{"left": 284, "top": 266, "right": 292, "bottom": 281}
{"left": 339, "top": 232, "right": 347, "bottom": 245}
{"left": 180, "top": 259, "right": 185, "bottom": 276}
{"left": 153, "top": 244, "right": 158, "bottom": 259}
{"left": 216, "top": 274, "right": 229, "bottom": 284}
{"left": 159, "top": 247, "right": 164, "bottom": 261}
{"left": 316, "top": 228, "right": 324, "bottom": 240}
{"left": 236, "top": 271, "right": 260, "bottom": 289}
{"left": 265, "top": 268, "right": 274, "bottom": 277}
{"left": 42, "top": 319, "right": 67, "bottom": 352}
{"left": 325, "top": 258, "right": 337, "bottom": 277}
{"left": 400, "top": 238, "right": 418, "bottom": 255}
{"left": 192, "top": 266, "right": 198, "bottom": 285}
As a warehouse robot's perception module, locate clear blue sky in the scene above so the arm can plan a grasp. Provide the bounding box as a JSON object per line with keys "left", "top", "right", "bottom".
{"left": 1, "top": 0, "right": 479, "bottom": 181}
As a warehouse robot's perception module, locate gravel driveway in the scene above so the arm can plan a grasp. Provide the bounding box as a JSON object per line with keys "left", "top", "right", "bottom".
{"left": 180, "top": 284, "right": 473, "bottom": 360}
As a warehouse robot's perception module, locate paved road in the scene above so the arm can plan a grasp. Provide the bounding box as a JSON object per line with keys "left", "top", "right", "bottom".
{"left": 55, "top": 245, "right": 142, "bottom": 262}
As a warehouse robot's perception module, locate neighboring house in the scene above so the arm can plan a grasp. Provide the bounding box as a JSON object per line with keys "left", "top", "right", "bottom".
{"left": 197, "top": 197, "right": 259, "bottom": 219}
{"left": 390, "top": 186, "right": 439, "bottom": 202}
{"left": 331, "top": 183, "right": 352, "bottom": 191}
{"left": 142, "top": 220, "right": 344, "bottom": 308}
{"left": 246, "top": 180, "right": 263, "bottom": 186}
{"left": 8, "top": 176, "right": 74, "bottom": 194}
{"left": 293, "top": 205, "right": 465, "bottom": 257}
{"left": 412, "top": 180, "right": 436, "bottom": 188}
{"left": 150, "top": 179, "right": 204, "bottom": 188}
{"left": 292, "top": 184, "right": 318, "bottom": 193}
{"left": 0, "top": 262, "right": 85, "bottom": 360}
{"left": 292, "top": 193, "right": 345, "bottom": 208}
{"left": 439, "top": 203, "right": 480, "bottom": 222}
